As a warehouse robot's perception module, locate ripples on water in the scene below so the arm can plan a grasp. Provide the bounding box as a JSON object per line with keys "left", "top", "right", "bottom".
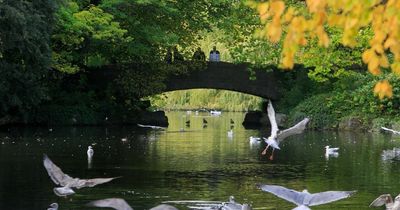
{"left": 1, "top": 111, "right": 400, "bottom": 209}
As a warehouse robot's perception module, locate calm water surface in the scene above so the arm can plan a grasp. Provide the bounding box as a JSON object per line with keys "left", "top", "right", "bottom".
{"left": 0, "top": 111, "right": 400, "bottom": 210}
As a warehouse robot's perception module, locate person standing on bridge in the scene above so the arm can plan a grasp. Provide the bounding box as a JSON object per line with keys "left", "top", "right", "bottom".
{"left": 192, "top": 47, "right": 206, "bottom": 61}
{"left": 165, "top": 47, "right": 173, "bottom": 64}
{"left": 209, "top": 46, "right": 220, "bottom": 62}
{"left": 173, "top": 46, "right": 184, "bottom": 63}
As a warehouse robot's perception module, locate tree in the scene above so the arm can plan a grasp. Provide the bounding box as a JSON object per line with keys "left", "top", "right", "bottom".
{"left": 0, "top": 0, "right": 57, "bottom": 123}
{"left": 51, "top": 1, "right": 130, "bottom": 73}
{"left": 247, "top": 0, "right": 400, "bottom": 99}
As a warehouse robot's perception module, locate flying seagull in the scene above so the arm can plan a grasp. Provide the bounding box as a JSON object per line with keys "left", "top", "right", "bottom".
{"left": 87, "top": 198, "right": 178, "bottom": 210}
{"left": 257, "top": 184, "right": 356, "bottom": 210}
{"left": 43, "top": 154, "right": 120, "bottom": 196}
{"left": 262, "top": 100, "right": 309, "bottom": 160}
{"left": 370, "top": 194, "right": 400, "bottom": 210}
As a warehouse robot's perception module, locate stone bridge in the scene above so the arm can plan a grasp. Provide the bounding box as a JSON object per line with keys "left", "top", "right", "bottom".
{"left": 87, "top": 62, "right": 309, "bottom": 100}
{"left": 163, "top": 62, "right": 281, "bottom": 99}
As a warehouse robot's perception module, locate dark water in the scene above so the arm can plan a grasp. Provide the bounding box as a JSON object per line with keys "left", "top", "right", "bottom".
{"left": 0, "top": 111, "right": 400, "bottom": 210}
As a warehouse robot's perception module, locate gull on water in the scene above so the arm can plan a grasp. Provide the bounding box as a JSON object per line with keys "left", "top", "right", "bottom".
{"left": 258, "top": 184, "right": 355, "bottom": 210}
{"left": 262, "top": 100, "right": 309, "bottom": 160}
{"left": 227, "top": 129, "right": 233, "bottom": 138}
{"left": 249, "top": 136, "right": 262, "bottom": 149}
{"left": 370, "top": 194, "right": 400, "bottom": 210}
{"left": 249, "top": 136, "right": 261, "bottom": 141}
{"left": 43, "top": 154, "right": 120, "bottom": 196}
{"left": 382, "top": 148, "right": 400, "bottom": 161}
{"left": 87, "top": 146, "right": 94, "bottom": 157}
{"left": 210, "top": 110, "right": 222, "bottom": 116}
{"left": 249, "top": 136, "right": 261, "bottom": 144}
{"left": 87, "top": 146, "right": 94, "bottom": 169}
{"left": 137, "top": 124, "right": 166, "bottom": 130}
{"left": 325, "top": 146, "right": 339, "bottom": 159}
{"left": 218, "top": 196, "right": 252, "bottom": 210}
{"left": 381, "top": 127, "right": 400, "bottom": 135}
{"left": 47, "top": 203, "right": 58, "bottom": 210}
{"left": 87, "top": 198, "right": 178, "bottom": 210}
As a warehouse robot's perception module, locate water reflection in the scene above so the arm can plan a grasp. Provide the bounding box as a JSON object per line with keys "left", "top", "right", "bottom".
{"left": 0, "top": 112, "right": 400, "bottom": 209}
{"left": 88, "top": 156, "right": 93, "bottom": 169}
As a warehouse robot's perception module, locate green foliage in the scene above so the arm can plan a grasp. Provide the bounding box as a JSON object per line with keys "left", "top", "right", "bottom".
{"left": 215, "top": 1, "right": 282, "bottom": 65}
{"left": 301, "top": 27, "right": 372, "bottom": 82}
{"left": 52, "top": 1, "right": 130, "bottom": 73}
{"left": 275, "top": 66, "right": 322, "bottom": 113}
{"left": 99, "top": 0, "right": 233, "bottom": 62}
{"left": 287, "top": 94, "right": 338, "bottom": 129}
{"left": 0, "top": 0, "right": 57, "bottom": 121}
{"left": 287, "top": 71, "right": 400, "bottom": 129}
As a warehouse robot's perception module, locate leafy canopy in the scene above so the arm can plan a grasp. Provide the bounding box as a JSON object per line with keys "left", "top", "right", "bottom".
{"left": 52, "top": 1, "right": 129, "bottom": 73}
{"left": 247, "top": 0, "right": 400, "bottom": 99}
{"left": 0, "top": 0, "right": 57, "bottom": 119}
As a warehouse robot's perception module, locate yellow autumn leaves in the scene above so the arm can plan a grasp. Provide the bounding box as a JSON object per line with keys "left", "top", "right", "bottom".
{"left": 374, "top": 80, "right": 393, "bottom": 99}
{"left": 248, "top": 0, "right": 400, "bottom": 100}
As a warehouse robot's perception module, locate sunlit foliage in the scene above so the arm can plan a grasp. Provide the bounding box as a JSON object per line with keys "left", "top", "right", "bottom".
{"left": 52, "top": 1, "right": 129, "bottom": 73}
{"left": 248, "top": 0, "right": 400, "bottom": 99}
{"left": 150, "top": 89, "right": 263, "bottom": 112}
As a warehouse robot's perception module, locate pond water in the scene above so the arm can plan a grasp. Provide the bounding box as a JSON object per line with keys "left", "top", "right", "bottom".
{"left": 0, "top": 111, "right": 400, "bottom": 210}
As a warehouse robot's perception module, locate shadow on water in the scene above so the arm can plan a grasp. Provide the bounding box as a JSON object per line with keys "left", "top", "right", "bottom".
{"left": 0, "top": 111, "right": 400, "bottom": 209}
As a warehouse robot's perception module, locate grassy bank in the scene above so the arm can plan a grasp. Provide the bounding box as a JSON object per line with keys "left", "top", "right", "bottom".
{"left": 284, "top": 72, "right": 400, "bottom": 131}
{"left": 149, "top": 89, "right": 264, "bottom": 112}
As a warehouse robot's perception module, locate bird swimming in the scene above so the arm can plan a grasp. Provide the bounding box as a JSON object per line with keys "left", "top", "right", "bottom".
{"left": 87, "top": 146, "right": 94, "bottom": 157}
{"left": 137, "top": 124, "right": 166, "bottom": 129}
{"left": 382, "top": 148, "right": 400, "bottom": 161}
{"left": 43, "top": 154, "right": 120, "bottom": 196}
{"left": 47, "top": 203, "right": 58, "bottom": 210}
{"left": 325, "top": 146, "right": 339, "bottom": 158}
{"left": 257, "top": 184, "right": 355, "bottom": 210}
{"left": 249, "top": 136, "right": 261, "bottom": 141}
{"left": 262, "top": 100, "right": 309, "bottom": 160}
{"left": 370, "top": 193, "right": 400, "bottom": 210}
{"left": 210, "top": 110, "right": 222, "bottom": 116}
{"left": 87, "top": 198, "right": 178, "bottom": 210}
{"left": 219, "top": 196, "right": 252, "bottom": 210}
{"left": 249, "top": 136, "right": 262, "bottom": 149}
{"left": 227, "top": 129, "right": 233, "bottom": 138}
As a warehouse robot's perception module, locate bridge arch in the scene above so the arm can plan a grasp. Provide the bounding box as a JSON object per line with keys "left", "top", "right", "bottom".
{"left": 163, "top": 62, "right": 281, "bottom": 99}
